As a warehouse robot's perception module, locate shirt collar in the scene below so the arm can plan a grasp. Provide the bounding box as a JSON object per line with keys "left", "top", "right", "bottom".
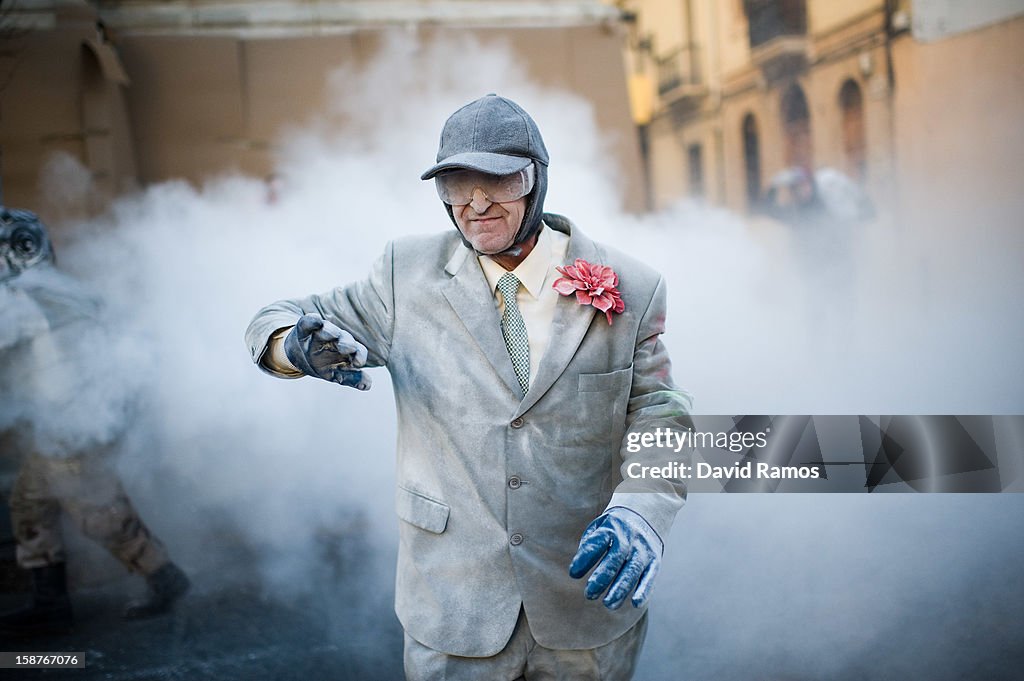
{"left": 479, "top": 222, "right": 553, "bottom": 300}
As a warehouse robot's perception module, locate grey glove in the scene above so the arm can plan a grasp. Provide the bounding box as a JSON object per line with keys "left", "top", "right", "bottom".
{"left": 283, "top": 314, "right": 371, "bottom": 390}
{"left": 568, "top": 507, "right": 663, "bottom": 610}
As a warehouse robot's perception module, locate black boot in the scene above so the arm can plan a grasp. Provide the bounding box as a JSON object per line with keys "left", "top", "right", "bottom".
{"left": 122, "top": 561, "right": 190, "bottom": 620}
{"left": 0, "top": 563, "right": 74, "bottom": 637}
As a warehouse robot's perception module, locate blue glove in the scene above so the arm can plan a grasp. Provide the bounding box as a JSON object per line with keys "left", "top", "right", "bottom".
{"left": 568, "top": 507, "right": 663, "bottom": 610}
{"left": 283, "top": 314, "right": 371, "bottom": 390}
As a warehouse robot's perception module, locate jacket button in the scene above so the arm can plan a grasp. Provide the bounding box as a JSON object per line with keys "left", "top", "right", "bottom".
{"left": 508, "top": 476, "right": 521, "bottom": 489}
{"left": 510, "top": 417, "right": 524, "bottom": 429}
{"left": 509, "top": 533, "right": 524, "bottom": 546}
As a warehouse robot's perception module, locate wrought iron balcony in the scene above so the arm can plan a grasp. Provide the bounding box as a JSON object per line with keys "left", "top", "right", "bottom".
{"left": 742, "top": 0, "right": 808, "bottom": 81}
{"left": 743, "top": 0, "right": 807, "bottom": 47}
{"left": 656, "top": 44, "right": 705, "bottom": 102}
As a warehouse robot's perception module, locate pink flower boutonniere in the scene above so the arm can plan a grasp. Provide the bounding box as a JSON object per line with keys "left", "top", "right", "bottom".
{"left": 553, "top": 258, "right": 625, "bottom": 324}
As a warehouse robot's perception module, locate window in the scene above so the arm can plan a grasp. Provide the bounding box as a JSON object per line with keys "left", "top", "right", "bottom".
{"left": 839, "top": 79, "right": 866, "bottom": 181}
{"left": 781, "top": 83, "right": 812, "bottom": 170}
{"left": 687, "top": 143, "right": 704, "bottom": 198}
{"left": 742, "top": 113, "right": 761, "bottom": 208}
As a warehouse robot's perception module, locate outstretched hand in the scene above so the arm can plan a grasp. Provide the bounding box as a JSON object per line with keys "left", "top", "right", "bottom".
{"left": 283, "top": 314, "right": 371, "bottom": 390}
{"left": 569, "top": 507, "right": 663, "bottom": 610}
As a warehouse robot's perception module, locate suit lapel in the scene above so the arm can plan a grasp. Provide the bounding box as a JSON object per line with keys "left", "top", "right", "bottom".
{"left": 514, "top": 223, "right": 600, "bottom": 418}
{"left": 441, "top": 243, "right": 522, "bottom": 397}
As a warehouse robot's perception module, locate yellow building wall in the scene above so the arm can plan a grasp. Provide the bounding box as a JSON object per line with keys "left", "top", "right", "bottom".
{"left": 647, "top": 116, "right": 686, "bottom": 207}
{"left": 619, "top": 0, "right": 1023, "bottom": 224}
{"left": 890, "top": 15, "right": 1024, "bottom": 237}
{"left": 638, "top": 0, "right": 687, "bottom": 53}
{"left": 716, "top": 0, "right": 753, "bottom": 80}
{"left": 808, "top": 0, "right": 883, "bottom": 35}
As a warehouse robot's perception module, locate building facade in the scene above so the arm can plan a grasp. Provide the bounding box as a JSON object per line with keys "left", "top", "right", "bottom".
{"left": 615, "top": 0, "right": 1024, "bottom": 222}
{"left": 0, "top": 0, "right": 645, "bottom": 221}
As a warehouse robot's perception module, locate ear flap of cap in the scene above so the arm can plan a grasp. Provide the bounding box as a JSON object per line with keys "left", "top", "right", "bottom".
{"left": 512, "top": 161, "right": 547, "bottom": 246}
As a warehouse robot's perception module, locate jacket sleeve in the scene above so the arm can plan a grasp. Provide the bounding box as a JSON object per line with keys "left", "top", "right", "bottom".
{"left": 244, "top": 242, "right": 396, "bottom": 377}
{"left": 604, "top": 275, "right": 693, "bottom": 544}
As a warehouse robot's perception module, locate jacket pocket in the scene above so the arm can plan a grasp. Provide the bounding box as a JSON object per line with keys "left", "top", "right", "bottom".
{"left": 566, "top": 365, "right": 635, "bottom": 444}
{"left": 395, "top": 485, "right": 450, "bottom": 534}
{"left": 578, "top": 365, "right": 634, "bottom": 393}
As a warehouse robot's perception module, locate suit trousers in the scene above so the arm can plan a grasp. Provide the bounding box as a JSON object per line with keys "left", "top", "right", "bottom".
{"left": 404, "top": 606, "right": 649, "bottom": 681}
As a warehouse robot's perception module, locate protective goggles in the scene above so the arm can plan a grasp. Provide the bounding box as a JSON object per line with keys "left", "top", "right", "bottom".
{"left": 434, "top": 164, "right": 535, "bottom": 206}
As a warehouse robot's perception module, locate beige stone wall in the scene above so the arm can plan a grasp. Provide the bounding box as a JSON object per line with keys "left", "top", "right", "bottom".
{"left": 0, "top": 3, "right": 139, "bottom": 217}
{"left": 808, "top": 0, "right": 881, "bottom": 34}
{"left": 1, "top": 27, "right": 89, "bottom": 207}
{"left": 647, "top": 115, "right": 686, "bottom": 207}
{"left": 632, "top": 0, "right": 687, "bottom": 53}
{"left": 716, "top": 0, "right": 753, "bottom": 79}
{"left": 2, "top": 3, "right": 645, "bottom": 223}
{"left": 890, "top": 15, "right": 1024, "bottom": 235}
{"left": 117, "top": 24, "right": 643, "bottom": 208}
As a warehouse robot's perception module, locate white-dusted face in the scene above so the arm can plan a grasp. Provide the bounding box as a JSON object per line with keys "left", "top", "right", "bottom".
{"left": 453, "top": 192, "right": 527, "bottom": 255}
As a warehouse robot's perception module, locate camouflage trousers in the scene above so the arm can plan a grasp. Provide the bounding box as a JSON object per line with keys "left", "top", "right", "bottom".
{"left": 9, "top": 452, "right": 169, "bottom": 576}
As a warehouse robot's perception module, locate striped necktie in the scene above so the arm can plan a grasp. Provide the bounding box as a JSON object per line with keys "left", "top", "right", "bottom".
{"left": 497, "top": 272, "right": 530, "bottom": 394}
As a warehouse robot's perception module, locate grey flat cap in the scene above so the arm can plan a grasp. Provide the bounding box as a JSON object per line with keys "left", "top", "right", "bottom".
{"left": 421, "top": 94, "right": 549, "bottom": 180}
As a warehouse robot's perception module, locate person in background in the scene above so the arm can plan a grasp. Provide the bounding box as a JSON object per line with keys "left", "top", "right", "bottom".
{"left": 0, "top": 207, "right": 189, "bottom": 637}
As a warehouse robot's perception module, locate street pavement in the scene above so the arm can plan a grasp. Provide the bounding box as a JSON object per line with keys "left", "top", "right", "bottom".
{"left": 0, "top": 509, "right": 405, "bottom": 681}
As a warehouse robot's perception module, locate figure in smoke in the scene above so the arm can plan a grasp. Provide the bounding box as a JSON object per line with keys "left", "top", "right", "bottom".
{"left": 0, "top": 207, "right": 189, "bottom": 637}
{"left": 760, "top": 166, "right": 876, "bottom": 344}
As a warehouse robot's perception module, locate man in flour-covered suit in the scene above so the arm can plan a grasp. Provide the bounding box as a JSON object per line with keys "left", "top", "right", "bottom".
{"left": 245, "top": 94, "right": 692, "bottom": 680}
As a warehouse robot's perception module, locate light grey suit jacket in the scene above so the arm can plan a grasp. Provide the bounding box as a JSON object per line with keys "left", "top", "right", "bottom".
{"left": 245, "top": 214, "right": 691, "bottom": 656}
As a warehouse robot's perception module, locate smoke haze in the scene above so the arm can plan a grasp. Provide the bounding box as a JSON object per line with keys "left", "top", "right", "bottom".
{"left": 17, "top": 31, "right": 1021, "bottom": 679}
